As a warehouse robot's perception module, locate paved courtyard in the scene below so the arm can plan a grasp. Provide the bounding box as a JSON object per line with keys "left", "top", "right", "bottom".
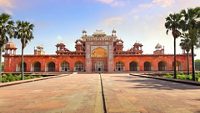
{"left": 0, "top": 73, "right": 200, "bottom": 113}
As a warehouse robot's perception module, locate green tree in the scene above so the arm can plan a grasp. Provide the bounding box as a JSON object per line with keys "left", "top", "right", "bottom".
{"left": 180, "top": 7, "right": 200, "bottom": 81}
{"left": 15, "top": 21, "right": 34, "bottom": 80}
{"left": 180, "top": 34, "right": 191, "bottom": 75}
{"left": 195, "top": 59, "right": 200, "bottom": 71}
{"left": 0, "top": 13, "right": 14, "bottom": 78}
{"left": 165, "top": 13, "right": 182, "bottom": 79}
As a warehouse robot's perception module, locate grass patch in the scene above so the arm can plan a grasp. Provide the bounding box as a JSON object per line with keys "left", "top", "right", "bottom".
{"left": 0, "top": 74, "right": 42, "bottom": 83}
{"left": 163, "top": 72, "right": 200, "bottom": 82}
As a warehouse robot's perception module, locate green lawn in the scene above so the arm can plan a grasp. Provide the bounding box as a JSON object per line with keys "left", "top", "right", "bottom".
{"left": 164, "top": 72, "right": 200, "bottom": 82}
{"left": 0, "top": 74, "right": 42, "bottom": 83}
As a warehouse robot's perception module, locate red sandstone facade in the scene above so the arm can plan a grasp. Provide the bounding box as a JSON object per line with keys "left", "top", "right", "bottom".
{"left": 3, "top": 30, "right": 192, "bottom": 73}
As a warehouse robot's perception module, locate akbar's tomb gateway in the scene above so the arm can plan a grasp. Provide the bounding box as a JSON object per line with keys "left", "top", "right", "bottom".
{"left": 3, "top": 30, "right": 192, "bottom": 73}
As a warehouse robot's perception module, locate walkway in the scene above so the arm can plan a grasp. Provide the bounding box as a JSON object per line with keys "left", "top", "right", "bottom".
{"left": 0, "top": 73, "right": 200, "bottom": 113}
{"left": 102, "top": 74, "right": 200, "bottom": 113}
{"left": 0, "top": 74, "right": 103, "bottom": 113}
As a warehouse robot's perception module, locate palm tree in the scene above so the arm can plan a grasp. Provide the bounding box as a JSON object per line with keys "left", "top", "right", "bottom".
{"left": 0, "top": 13, "right": 14, "bottom": 77}
{"left": 180, "top": 7, "right": 200, "bottom": 81}
{"left": 165, "top": 13, "right": 182, "bottom": 79}
{"left": 180, "top": 34, "right": 191, "bottom": 75}
{"left": 15, "top": 21, "right": 34, "bottom": 80}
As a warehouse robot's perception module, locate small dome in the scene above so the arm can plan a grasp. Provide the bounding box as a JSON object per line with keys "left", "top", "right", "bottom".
{"left": 112, "top": 29, "right": 116, "bottom": 33}
{"left": 36, "top": 46, "right": 43, "bottom": 50}
{"left": 76, "top": 41, "right": 82, "bottom": 45}
{"left": 133, "top": 42, "right": 143, "bottom": 47}
{"left": 155, "top": 43, "right": 162, "bottom": 49}
{"left": 56, "top": 43, "right": 65, "bottom": 47}
{"left": 5, "top": 42, "right": 17, "bottom": 49}
{"left": 116, "top": 39, "right": 123, "bottom": 45}
{"left": 116, "top": 42, "right": 123, "bottom": 45}
{"left": 82, "top": 30, "right": 87, "bottom": 33}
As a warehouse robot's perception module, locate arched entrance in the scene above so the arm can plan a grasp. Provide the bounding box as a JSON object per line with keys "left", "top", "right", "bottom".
{"left": 91, "top": 47, "right": 107, "bottom": 58}
{"left": 144, "top": 62, "right": 151, "bottom": 71}
{"left": 95, "top": 61, "right": 104, "bottom": 72}
{"left": 61, "top": 61, "right": 69, "bottom": 71}
{"left": 33, "top": 62, "right": 41, "bottom": 72}
{"left": 91, "top": 47, "right": 108, "bottom": 72}
{"left": 130, "top": 61, "right": 138, "bottom": 71}
{"left": 116, "top": 62, "right": 124, "bottom": 71}
{"left": 158, "top": 61, "right": 166, "bottom": 71}
{"left": 75, "top": 61, "right": 84, "bottom": 72}
{"left": 47, "top": 62, "right": 55, "bottom": 72}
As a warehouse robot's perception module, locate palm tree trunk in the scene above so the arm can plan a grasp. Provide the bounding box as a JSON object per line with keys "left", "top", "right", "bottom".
{"left": 191, "top": 45, "right": 195, "bottom": 81}
{"left": 0, "top": 47, "right": 2, "bottom": 82}
{"left": 21, "top": 46, "right": 24, "bottom": 80}
{"left": 187, "top": 51, "right": 189, "bottom": 75}
{"left": 174, "top": 38, "right": 177, "bottom": 79}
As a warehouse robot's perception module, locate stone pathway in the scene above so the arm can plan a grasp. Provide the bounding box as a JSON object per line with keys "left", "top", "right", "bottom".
{"left": 0, "top": 74, "right": 103, "bottom": 113}
{"left": 102, "top": 74, "right": 200, "bottom": 113}
{"left": 0, "top": 73, "right": 200, "bottom": 113}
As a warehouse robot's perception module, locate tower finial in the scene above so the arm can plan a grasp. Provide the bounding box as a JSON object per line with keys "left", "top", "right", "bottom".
{"left": 82, "top": 30, "right": 87, "bottom": 36}
{"left": 112, "top": 29, "right": 116, "bottom": 36}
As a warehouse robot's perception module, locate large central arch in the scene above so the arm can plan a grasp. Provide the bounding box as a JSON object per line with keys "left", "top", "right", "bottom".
{"left": 91, "top": 47, "right": 107, "bottom": 58}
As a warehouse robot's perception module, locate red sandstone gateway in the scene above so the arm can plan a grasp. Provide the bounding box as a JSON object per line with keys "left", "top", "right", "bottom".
{"left": 3, "top": 30, "right": 192, "bottom": 73}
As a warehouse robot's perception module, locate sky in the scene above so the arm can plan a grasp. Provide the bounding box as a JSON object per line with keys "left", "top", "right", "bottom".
{"left": 0, "top": 0, "right": 200, "bottom": 59}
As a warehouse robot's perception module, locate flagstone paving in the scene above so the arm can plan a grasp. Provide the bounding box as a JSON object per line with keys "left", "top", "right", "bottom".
{"left": 0, "top": 73, "right": 200, "bottom": 113}
{"left": 0, "top": 74, "right": 103, "bottom": 113}
{"left": 102, "top": 74, "right": 200, "bottom": 113}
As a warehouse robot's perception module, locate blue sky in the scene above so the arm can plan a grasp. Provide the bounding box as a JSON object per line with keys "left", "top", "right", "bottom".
{"left": 0, "top": 0, "right": 200, "bottom": 59}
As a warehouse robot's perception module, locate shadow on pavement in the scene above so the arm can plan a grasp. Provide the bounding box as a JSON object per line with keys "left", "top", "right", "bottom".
{"left": 111, "top": 75, "right": 133, "bottom": 79}
{"left": 194, "top": 111, "right": 200, "bottom": 113}
{"left": 113, "top": 75, "right": 200, "bottom": 90}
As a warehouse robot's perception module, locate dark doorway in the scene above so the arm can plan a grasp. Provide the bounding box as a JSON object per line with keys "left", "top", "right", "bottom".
{"left": 34, "top": 62, "right": 41, "bottom": 72}
{"left": 130, "top": 61, "right": 138, "bottom": 71}
{"left": 95, "top": 61, "right": 104, "bottom": 72}
{"left": 144, "top": 62, "right": 151, "bottom": 71}
{"left": 48, "top": 62, "right": 55, "bottom": 72}
{"left": 158, "top": 61, "right": 166, "bottom": 71}
{"left": 116, "top": 62, "right": 124, "bottom": 71}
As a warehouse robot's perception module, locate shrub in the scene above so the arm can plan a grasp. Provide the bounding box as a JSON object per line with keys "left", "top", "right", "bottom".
{"left": 177, "top": 74, "right": 186, "bottom": 80}
{"left": 164, "top": 73, "right": 173, "bottom": 78}
{"left": 178, "top": 72, "right": 184, "bottom": 75}
{"left": 198, "top": 77, "right": 200, "bottom": 82}
{"left": 0, "top": 74, "right": 43, "bottom": 83}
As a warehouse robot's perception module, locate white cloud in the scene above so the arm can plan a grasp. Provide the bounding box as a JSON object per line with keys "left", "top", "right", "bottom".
{"left": 96, "top": 0, "right": 125, "bottom": 7}
{"left": 152, "top": 0, "right": 174, "bottom": 8}
{"left": 99, "top": 0, "right": 200, "bottom": 59}
{"left": 102, "top": 16, "right": 124, "bottom": 27}
{"left": 96, "top": 0, "right": 114, "bottom": 4}
{"left": 131, "top": 0, "right": 175, "bottom": 14}
{"left": 0, "top": 0, "right": 14, "bottom": 14}
{"left": 169, "top": 0, "right": 200, "bottom": 12}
